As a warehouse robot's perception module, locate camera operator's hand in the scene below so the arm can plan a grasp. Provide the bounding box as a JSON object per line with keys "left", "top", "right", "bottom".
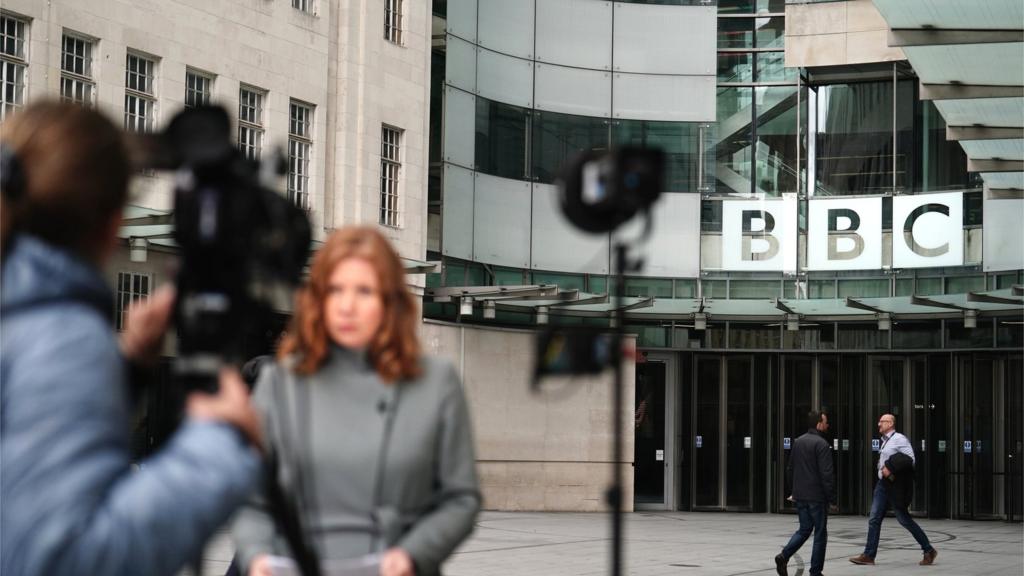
{"left": 247, "top": 555, "right": 274, "bottom": 576}
{"left": 120, "top": 284, "right": 175, "bottom": 364}
{"left": 381, "top": 548, "right": 415, "bottom": 576}
{"left": 187, "top": 367, "right": 263, "bottom": 450}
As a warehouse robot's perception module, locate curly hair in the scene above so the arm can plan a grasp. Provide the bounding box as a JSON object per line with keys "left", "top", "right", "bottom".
{"left": 278, "top": 226, "right": 421, "bottom": 382}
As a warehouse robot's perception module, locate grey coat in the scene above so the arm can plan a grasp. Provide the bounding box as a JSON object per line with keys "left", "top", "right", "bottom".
{"left": 232, "top": 346, "right": 480, "bottom": 575}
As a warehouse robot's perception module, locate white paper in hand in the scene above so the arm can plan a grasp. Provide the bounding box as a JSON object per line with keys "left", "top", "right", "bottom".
{"left": 266, "top": 554, "right": 381, "bottom": 576}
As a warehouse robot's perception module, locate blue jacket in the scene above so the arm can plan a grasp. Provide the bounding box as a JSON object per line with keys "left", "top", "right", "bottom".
{"left": 1, "top": 235, "right": 260, "bottom": 576}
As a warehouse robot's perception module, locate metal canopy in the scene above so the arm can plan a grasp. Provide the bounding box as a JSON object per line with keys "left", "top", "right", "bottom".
{"left": 873, "top": 0, "right": 1024, "bottom": 192}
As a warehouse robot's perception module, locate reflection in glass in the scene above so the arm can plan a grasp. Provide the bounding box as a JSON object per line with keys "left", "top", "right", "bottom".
{"left": 837, "top": 323, "right": 888, "bottom": 349}
{"left": 614, "top": 120, "right": 701, "bottom": 192}
{"left": 475, "top": 98, "right": 529, "bottom": 180}
{"left": 718, "top": 52, "right": 753, "bottom": 83}
{"left": 755, "top": 86, "right": 799, "bottom": 195}
{"left": 715, "top": 87, "right": 753, "bottom": 195}
{"left": 914, "top": 100, "right": 978, "bottom": 193}
{"left": 813, "top": 81, "right": 894, "bottom": 195}
{"left": 532, "top": 109, "right": 609, "bottom": 184}
{"left": 695, "top": 357, "right": 721, "bottom": 507}
{"left": 756, "top": 51, "right": 795, "bottom": 82}
{"left": 634, "top": 362, "right": 666, "bottom": 504}
{"left": 717, "top": 17, "right": 754, "bottom": 48}
{"left": 755, "top": 17, "right": 785, "bottom": 49}
{"left": 726, "top": 357, "right": 752, "bottom": 508}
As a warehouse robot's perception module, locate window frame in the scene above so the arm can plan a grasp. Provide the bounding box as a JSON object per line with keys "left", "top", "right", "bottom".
{"left": 237, "top": 84, "right": 266, "bottom": 161}
{"left": 380, "top": 125, "right": 403, "bottom": 228}
{"left": 60, "top": 31, "right": 97, "bottom": 107}
{"left": 115, "top": 271, "right": 152, "bottom": 331}
{"left": 384, "top": 0, "right": 403, "bottom": 45}
{"left": 288, "top": 99, "right": 314, "bottom": 211}
{"left": 184, "top": 68, "right": 214, "bottom": 108}
{"left": 0, "top": 12, "right": 28, "bottom": 120}
{"left": 124, "top": 51, "right": 157, "bottom": 133}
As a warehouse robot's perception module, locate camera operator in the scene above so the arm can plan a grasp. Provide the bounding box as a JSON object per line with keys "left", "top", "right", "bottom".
{"left": 1, "top": 101, "right": 262, "bottom": 576}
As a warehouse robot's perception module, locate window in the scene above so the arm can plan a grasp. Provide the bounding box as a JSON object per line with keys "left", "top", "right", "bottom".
{"left": 288, "top": 100, "right": 313, "bottom": 211}
{"left": 185, "top": 69, "right": 212, "bottom": 108}
{"left": 238, "top": 85, "right": 265, "bottom": 160}
{"left": 115, "top": 272, "right": 151, "bottom": 331}
{"left": 380, "top": 126, "right": 402, "bottom": 227}
{"left": 292, "top": 0, "right": 313, "bottom": 13}
{"left": 61, "top": 32, "right": 95, "bottom": 107}
{"left": 384, "top": 0, "right": 402, "bottom": 44}
{"left": 1, "top": 13, "right": 27, "bottom": 121}
{"left": 124, "top": 52, "right": 156, "bottom": 132}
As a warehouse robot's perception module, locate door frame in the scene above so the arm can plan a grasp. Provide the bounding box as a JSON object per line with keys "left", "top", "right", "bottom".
{"left": 634, "top": 352, "right": 678, "bottom": 511}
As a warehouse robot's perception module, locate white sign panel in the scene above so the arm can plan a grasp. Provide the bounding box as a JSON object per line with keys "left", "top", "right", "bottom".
{"left": 983, "top": 196, "right": 1024, "bottom": 271}
{"left": 807, "top": 197, "right": 883, "bottom": 271}
{"left": 892, "top": 192, "right": 964, "bottom": 268}
{"left": 721, "top": 197, "right": 797, "bottom": 272}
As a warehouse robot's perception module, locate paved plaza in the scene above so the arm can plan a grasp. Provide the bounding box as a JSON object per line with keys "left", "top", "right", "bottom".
{"left": 197, "top": 511, "right": 1022, "bottom": 576}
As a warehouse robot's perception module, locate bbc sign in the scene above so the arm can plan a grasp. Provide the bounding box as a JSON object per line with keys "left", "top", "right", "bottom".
{"left": 721, "top": 192, "right": 965, "bottom": 272}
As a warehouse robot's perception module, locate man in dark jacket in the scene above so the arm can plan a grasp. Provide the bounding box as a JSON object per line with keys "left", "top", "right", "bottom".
{"left": 774, "top": 411, "right": 836, "bottom": 576}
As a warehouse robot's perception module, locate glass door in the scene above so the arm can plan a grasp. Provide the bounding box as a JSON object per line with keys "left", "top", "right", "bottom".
{"left": 693, "top": 356, "right": 721, "bottom": 509}
{"left": 956, "top": 355, "right": 1004, "bottom": 519}
{"left": 690, "top": 355, "right": 758, "bottom": 511}
{"left": 820, "top": 355, "right": 867, "bottom": 515}
{"left": 778, "top": 356, "right": 813, "bottom": 511}
{"left": 634, "top": 356, "right": 674, "bottom": 509}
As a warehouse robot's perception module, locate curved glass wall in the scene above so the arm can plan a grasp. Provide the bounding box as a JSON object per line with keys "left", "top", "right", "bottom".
{"left": 475, "top": 99, "right": 530, "bottom": 180}
{"left": 470, "top": 95, "right": 708, "bottom": 189}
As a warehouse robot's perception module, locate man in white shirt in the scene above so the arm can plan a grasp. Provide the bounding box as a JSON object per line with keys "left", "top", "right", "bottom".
{"left": 850, "top": 414, "right": 938, "bottom": 566}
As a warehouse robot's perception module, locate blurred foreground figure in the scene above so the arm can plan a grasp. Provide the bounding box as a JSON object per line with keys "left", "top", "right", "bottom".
{"left": 233, "top": 226, "right": 480, "bottom": 576}
{"left": 0, "top": 102, "right": 263, "bottom": 576}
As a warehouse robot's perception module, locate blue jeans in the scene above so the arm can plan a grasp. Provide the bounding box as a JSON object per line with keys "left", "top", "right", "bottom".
{"left": 782, "top": 501, "right": 827, "bottom": 576}
{"left": 864, "top": 481, "right": 934, "bottom": 558}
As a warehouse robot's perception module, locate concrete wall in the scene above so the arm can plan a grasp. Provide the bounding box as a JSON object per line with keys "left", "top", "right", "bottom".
{"left": 785, "top": 0, "right": 904, "bottom": 68}
{"left": 420, "top": 321, "right": 636, "bottom": 512}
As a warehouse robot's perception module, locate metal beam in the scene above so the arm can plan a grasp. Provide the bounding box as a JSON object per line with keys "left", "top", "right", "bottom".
{"left": 888, "top": 29, "right": 1024, "bottom": 47}
{"left": 910, "top": 295, "right": 969, "bottom": 311}
{"left": 986, "top": 188, "right": 1024, "bottom": 199}
{"left": 845, "top": 297, "right": 885, "bottom": 314}
{"left": 947, "top": 126, "right": 1024, "bottom": 141}
{"left": 967, "top": 158, "right": 1024, "bottom": 172}
{"left": 920, "top": 83, "right": 1024, "bottom": 100}
{"left": 121, "top": 213, "right": 174, "bottom": 226}
{"left": 967, "top": 291, "right": 1023, "bottom": 305}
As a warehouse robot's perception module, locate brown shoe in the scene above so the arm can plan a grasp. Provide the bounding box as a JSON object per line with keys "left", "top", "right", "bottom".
{"left": 849, "top": 554, "right": 875, "bottom": 565}
{"left": 920, "top": 548, "right": 938, "bottom": 565}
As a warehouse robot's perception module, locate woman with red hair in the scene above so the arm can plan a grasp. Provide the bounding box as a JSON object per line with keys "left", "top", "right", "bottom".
{"left": 233, "top": 226, "right": 480, "bottom": 576}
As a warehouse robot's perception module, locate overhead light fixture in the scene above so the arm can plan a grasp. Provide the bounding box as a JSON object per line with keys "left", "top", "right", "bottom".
{"left": 786, "top": 313, "right": 800, "bottom": 332}
{"left": 129, "top": 237, "right": 148, "bottom": 263}
{"left": 536, "top": 306, "right": 549, "bottom": 325}
{"left": 482, "top": 300, "right": 496, "bottom": 320}
{"left": 877, "top": 313, "right": 891, "bottom": 331}
{"left": 693, "top": 312, "right": 707, "bottom": 331}
{"left": 963, "top": 309, "right": 977, "bottom": 329}
{"left": 459, "top": 296, "right": 473, "bottom": 316}
{"left": 609, "top": 315, "right": 619, "bottom": 328}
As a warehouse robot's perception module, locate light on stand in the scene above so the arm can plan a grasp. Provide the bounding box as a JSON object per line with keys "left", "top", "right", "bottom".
{"left": 877, "top": 313, "right": 891, "bottom": 331}
{"left": 459, "top": 296, "right": 473, "bottom": 316}
{"left": 536, "top": 306, "right": 549, "bottom": 325}
{"left": 963, "top": 309, "right": 977, "bottom": 329}
{"left": 694, "top": 312, "right": 707, "bottom": 331}
{"left": 786, "top": 313, "right": 800, "bottom": 332}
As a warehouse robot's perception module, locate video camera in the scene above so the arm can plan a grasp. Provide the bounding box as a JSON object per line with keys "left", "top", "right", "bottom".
{"left": 143, "top": 105, "right": 311, "bottom": 391}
